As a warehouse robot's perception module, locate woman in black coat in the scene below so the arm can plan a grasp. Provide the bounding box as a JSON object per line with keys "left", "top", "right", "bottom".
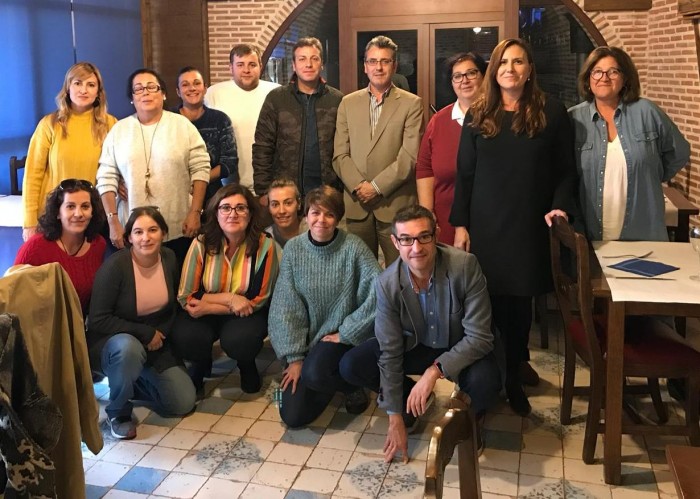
{"left": 450, "top": 38, "right": 576, "bottom": 416}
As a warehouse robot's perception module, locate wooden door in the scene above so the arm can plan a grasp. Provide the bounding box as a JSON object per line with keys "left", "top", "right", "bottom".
{"left": 338, "top": 0, "right": 515, "bottom": 116}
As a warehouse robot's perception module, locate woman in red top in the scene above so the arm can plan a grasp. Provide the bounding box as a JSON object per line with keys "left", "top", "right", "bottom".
{"left": 416, "top": 52, "right": 486, "bottom": 245}
{"left": 15, "top": 179, "right": 107, "bottom": 315}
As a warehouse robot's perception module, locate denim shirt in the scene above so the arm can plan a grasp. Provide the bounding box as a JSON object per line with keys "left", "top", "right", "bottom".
{"left": 568, "top": 98, "right": 690, "bottom": 241}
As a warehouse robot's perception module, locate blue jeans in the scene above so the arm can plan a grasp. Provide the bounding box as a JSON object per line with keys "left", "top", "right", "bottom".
{"left": 100, "top": 334, "right": 196, "bottom": 419}
{"left": 340, "top": 338, "right": 501, "bottom": 416}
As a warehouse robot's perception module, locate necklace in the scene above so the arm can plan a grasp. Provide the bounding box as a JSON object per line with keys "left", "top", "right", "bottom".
{"left": 139, "top": 118, "right": 161, "bottom": 199}
{"left": 60, "top": 236, "right": 86, "bottom": 257}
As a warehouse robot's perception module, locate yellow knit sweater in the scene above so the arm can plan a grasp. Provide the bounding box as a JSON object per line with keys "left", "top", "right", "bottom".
{"left": 21, "top": 111, "right": 117, "bottom": 228}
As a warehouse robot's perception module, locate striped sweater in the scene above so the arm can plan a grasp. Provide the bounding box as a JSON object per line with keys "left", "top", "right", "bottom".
{"left": 269, "top": 230, "right": 381, "bottom": 363}
{"left": 177, "top": 233, "right": 279, "bottom": 311}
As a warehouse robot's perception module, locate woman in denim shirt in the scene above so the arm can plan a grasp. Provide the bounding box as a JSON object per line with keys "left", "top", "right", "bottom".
{"left": 569, "top": 47, "right": 690, "bottom": 241}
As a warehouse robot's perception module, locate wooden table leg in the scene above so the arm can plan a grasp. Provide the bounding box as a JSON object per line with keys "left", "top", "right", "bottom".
{"left": 604, "top": 301, "right": 625, "bottom": 485}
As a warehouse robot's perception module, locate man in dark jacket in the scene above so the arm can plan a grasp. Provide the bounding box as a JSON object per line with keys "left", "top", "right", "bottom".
{"left": 253, "top": 37, "right": 343, "bottom": 200}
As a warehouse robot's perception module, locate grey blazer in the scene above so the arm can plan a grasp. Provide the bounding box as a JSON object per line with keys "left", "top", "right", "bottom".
{"left": 374, "top": 244, "right": 496, "bottom": 413}
{"left": 332, "top": 86, "right": 423, "bottom": 222}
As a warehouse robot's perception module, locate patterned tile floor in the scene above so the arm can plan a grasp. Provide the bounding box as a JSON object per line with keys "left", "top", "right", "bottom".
{"left": 83, "top": 315, "right": 698, "bottom": 498}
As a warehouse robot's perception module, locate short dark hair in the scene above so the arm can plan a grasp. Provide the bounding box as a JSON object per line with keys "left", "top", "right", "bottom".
{"left": 37, "top": 180, "right": 105, "bottom": 241}
{"left": 365, "top": 35, "right": 398, "bottom": 60}
{"left": 392, "top": 205, "right": 436, "bottom": 235}
{"left": 445, "top": 52, "right": 487, "bottom": 80}
{"left": 201, "top": 183, "right": 263, "bottom": 257}
{"left": 127, "top": 68, "right": 167, "bottom": 100}
{"left": 176, "top": 66, "right": 204, "bottom": 87}
{"left": 304, "top": 185, "right": 345, "bottom": 221}
{"left": 293, "top": 37, "right": 324, "bottom": 62}
{"left": 229, "top": 44, "right": 262, "bottom": 65}
{"left": 577, "top": 46, "right": 640, "bottom": 103}
{"left": 123, "top": 206, "right": 169, "bottom": 248}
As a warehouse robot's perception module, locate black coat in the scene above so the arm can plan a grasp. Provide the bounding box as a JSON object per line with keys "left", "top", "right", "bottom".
{"left": 450, "top": 97, "right": 577, "bottom": 296}
{"left": 252, "top": 78, "right": 343, "bottom": 194}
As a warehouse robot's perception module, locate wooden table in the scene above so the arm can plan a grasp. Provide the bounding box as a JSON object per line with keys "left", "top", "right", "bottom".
{"left": 591, "top": 241, "right": 700, "bottom": 484}
{"left": 666, "top": 445, "right": 700, "bottom": 499}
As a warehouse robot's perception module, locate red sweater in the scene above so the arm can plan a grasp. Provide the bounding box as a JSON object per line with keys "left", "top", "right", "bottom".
{"left": 416, "top": 103, "right": 462, "bottom": 245}
{"left": 15, "top": 234, "right": 107, "bottom": 314}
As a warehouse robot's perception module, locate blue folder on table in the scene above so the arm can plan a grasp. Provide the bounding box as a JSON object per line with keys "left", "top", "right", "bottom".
{"left": 608, "top": 258, "right": 679, "bottom": 277}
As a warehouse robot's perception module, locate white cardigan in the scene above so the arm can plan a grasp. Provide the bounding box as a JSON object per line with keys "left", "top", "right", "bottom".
{"left": 97, "top": 111, "right": 211, "bottom": 240}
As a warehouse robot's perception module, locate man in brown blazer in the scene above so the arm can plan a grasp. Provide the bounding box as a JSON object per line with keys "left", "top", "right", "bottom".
{"left": 333, "top": 35, "right": 423, "bottom": 264}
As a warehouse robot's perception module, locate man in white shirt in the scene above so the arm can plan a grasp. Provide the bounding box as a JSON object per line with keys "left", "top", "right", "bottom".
{"left": 205, "top": 44, "right": 279, "bottom": 194}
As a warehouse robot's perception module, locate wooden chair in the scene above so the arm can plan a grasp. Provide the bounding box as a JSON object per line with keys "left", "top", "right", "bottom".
{"left": 424, "top": 390, "right": 480, "bottom": 499}
{"left": 549, "top": 216, "right": 700, "bottom": 464}
{"left": 9, "top": 156, "right": 26, "bottom": 195}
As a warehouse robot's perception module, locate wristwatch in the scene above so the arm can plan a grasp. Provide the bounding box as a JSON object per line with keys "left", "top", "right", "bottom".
{"left": 433, "top": 361, "right": 445, "bottom": 379}
{"left": 107, "top": 212, "right": 118, "bottom": 219}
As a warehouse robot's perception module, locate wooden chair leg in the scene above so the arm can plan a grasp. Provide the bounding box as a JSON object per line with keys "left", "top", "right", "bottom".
{"left": 583, "top": 368, "right": 603, "bottom": 464}
{"left": 560, "top": 343, "right": 576, "bottom": 425}
{"left": 648, "top": 377, "right": 669, "bottom": 424}
{"left": 686, "top": 376, "right": 700, "bottom": 446}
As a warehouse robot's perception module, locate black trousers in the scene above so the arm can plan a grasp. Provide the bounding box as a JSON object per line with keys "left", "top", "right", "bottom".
{"left": 280, "top": 341, "right": 356, "bottom": 428}
{"left": 489, "top": 295, "right": 532, "bottom": 379}
{"left": 340, "top": 338, "right": 501, "bottom": 416}
{"left": 170, "top": 308, "right": 268, "bottom": 385}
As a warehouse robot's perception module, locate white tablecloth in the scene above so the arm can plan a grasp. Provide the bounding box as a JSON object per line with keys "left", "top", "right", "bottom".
{"left": 593, "top": 240, "right": 700, "bottom": 304}
{"left": 0, "top": 195, "right": 22, "bottom": 227}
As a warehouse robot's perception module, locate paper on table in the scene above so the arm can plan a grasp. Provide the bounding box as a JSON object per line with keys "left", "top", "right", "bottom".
{"left": 593, "top": 240, "right": 700, "bottom": 304}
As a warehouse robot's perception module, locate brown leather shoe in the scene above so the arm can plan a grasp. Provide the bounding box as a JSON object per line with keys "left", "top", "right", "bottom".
{"left": 519, "top": 361, "right": 540, "bottom": 387}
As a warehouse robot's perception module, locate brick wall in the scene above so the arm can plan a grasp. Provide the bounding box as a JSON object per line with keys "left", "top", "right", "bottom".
{"left": 207, "top": 0, "right": 304, "bottom": 84}
{"left": 207, "top": 0, "right": 700, "bottom": 205}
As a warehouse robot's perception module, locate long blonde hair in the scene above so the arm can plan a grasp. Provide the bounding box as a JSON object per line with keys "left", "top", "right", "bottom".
{"left": 52, "top": 62, "right": 110, "bottom": 143}
{"left": 469, "top": 38, "right": 546, "bottom": 139}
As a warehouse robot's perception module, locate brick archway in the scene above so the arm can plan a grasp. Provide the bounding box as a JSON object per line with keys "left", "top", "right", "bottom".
{"left": 207, "top": 0, "right": 305, "bottom": 84}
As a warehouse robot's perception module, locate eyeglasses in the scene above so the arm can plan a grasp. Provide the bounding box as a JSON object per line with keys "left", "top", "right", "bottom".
{"left": 591, "top": 68, "right": 622, "bottom": 80}
{"left": 58, "top": 179, "right": 94, "bottom": 191}
{"left": 394, "top": 232, "right": 435, "bottom": 246}
{"left": 451, "top": 69, "right": 481, "bottom": 83}
{"left": 365, "top": 58, "right": 394, "bottom": 67}
{"left": 132, "top": 83, "right": 161, "bottom": 95}
{"left": 218, "top": 204, "right": 249, "bottom": 216}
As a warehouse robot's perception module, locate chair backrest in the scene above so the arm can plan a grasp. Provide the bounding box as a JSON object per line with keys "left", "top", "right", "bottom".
{"left": 549, "top": 216, "right": 605, "bottom": 369}
{"left": 10, "top": 156, "right": 26, "bottom": 196}
{"left": 424, "top": 390, "right": 481, "bottom": 499}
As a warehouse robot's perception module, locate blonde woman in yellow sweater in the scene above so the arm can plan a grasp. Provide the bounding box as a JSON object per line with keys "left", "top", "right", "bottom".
{"left": 22, "top": 62, "right": 117, "bottom": 241}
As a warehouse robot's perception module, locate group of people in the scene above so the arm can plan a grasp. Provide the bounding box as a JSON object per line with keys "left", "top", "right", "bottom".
{"left": 14, "top": 32, "right": 689, "bottom": 461}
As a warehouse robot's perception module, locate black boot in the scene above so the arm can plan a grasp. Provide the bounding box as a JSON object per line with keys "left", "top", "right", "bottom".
{"left": 506, "top": 374, "right": 531, "bottom": 417}
{"left": 239, "top": 361, "right": 262, "bottom": 394}
{"left": 188, "top": 360, "right": 211, "bottom": 400}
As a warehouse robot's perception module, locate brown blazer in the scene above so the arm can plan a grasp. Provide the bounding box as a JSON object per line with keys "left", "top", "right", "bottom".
{"left": 333, "top": 86, "right": 423, "bottom": 222}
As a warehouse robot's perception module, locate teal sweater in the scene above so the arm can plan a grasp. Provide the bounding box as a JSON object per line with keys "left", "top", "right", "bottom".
{"left": 269, "top": 230, "right": 381, "bottom": 363}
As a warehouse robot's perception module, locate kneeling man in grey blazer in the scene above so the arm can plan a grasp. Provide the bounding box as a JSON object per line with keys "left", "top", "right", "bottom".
{"left": 340, "top": 205, "right": 502, "bottom": 463}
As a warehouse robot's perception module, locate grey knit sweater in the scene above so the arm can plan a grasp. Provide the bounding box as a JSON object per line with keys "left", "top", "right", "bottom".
{"left": 269, "top": 230, "right": 381, "bottom": 363}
